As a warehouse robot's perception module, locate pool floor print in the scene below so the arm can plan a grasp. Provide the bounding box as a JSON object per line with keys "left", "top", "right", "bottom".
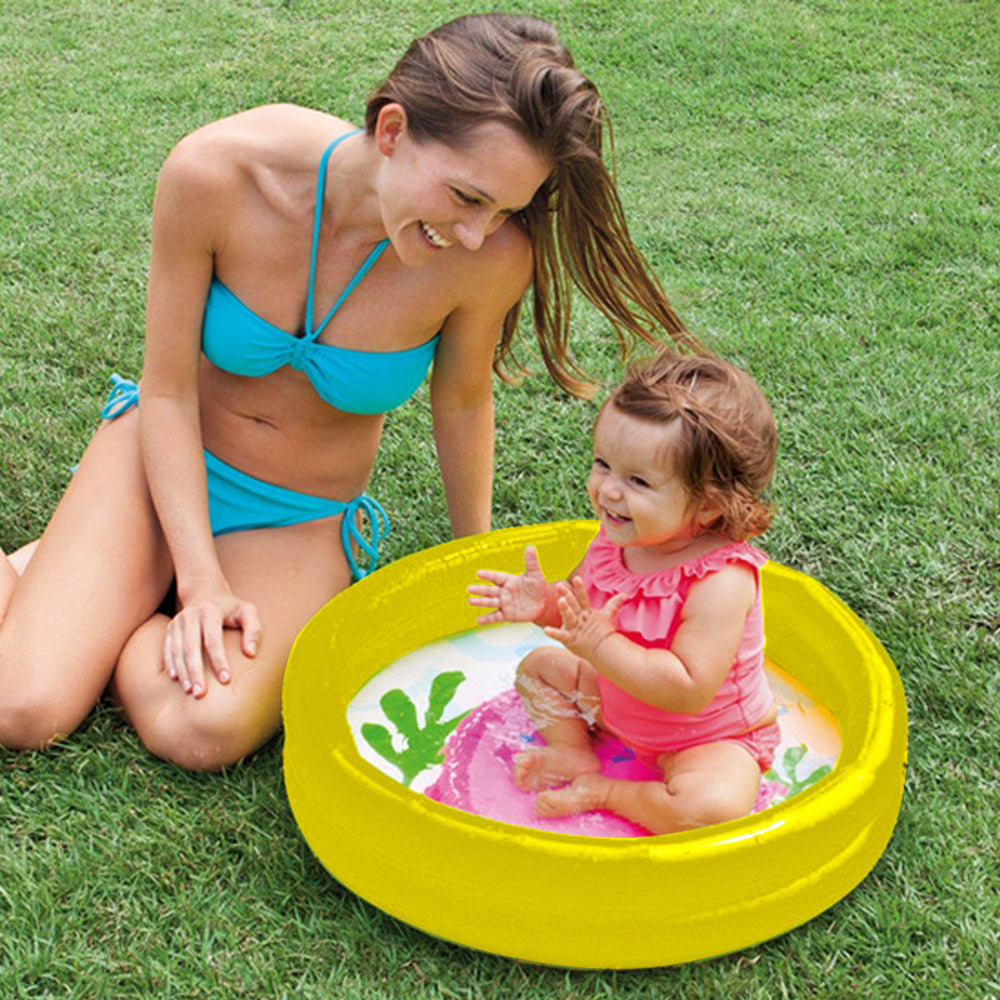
{"left": 347, "top": 623, "right": 841, "bottom": 837}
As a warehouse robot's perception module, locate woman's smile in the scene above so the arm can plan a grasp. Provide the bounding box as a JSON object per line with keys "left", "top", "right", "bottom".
{"left": 419, "top": 221, "right": 452, "bottom": 248}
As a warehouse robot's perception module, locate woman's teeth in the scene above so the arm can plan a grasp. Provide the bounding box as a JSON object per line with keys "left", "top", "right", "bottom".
{"left": 421, "top": 222, "right": 451, "bottom": 248}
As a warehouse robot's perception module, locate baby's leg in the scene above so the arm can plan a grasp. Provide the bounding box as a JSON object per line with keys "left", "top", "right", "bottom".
{"left": 512, "top": 645, "right": 602, "bottom": 791}
{"left": 536, "top": 740, "right": 762, "bottom": 835}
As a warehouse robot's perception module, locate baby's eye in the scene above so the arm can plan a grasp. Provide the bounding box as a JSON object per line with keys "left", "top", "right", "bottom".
{"left": 628, "top": 475, "right": 650, "bottom": 488}
{"left": 592, "top": 458, "right": 610, "bottom": 470}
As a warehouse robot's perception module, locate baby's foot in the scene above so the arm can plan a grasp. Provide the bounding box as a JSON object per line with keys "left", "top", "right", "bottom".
{"left": 535, "top": 772, "right": 611, "bottom": 818}
{"left": 513, "top": 746, "right": 601, "bottom": 792}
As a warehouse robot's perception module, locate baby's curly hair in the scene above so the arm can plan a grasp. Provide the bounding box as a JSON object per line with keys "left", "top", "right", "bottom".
{"left": 606, "top": 350, "right": 778, "bottom": 540}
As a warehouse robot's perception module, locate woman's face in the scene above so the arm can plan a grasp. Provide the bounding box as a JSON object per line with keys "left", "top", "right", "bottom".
{"left": 374, "top": 109, "right": 552, "bottom": 265}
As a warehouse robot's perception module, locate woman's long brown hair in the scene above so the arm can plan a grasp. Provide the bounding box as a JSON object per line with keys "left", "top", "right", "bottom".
{"left": 366, "top": 14, "right": 708, "bottom": 397}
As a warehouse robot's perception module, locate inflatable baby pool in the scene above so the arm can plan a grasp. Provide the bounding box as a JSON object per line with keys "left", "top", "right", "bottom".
{"left": 283, "top": 521, "right": 907, "bottom": 968}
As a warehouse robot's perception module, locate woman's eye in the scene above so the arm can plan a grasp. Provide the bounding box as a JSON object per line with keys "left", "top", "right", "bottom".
{"left": 453, "top": 188, "right": 480, "bottom": 206}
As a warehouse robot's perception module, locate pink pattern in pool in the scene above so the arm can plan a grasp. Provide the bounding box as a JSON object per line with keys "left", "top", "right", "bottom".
{"left": 425, "top": 688, "right": 787, "bottom": 837}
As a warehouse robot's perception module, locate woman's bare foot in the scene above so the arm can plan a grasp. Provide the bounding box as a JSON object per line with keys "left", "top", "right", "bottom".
{"left": 535, "top": 771, "right": 611, "bottom": 817}
{"left": 513, "top": 745, "right": 601, "bottom": 792}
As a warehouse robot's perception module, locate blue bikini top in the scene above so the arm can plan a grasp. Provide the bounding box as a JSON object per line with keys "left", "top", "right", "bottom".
{"left": 201, "top": 130, "right": 440, "bottom": 415}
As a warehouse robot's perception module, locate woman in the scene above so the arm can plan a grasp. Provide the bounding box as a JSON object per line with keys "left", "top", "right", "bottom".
{"left": 0, "top": 14, "right": 699, "bottom": 770}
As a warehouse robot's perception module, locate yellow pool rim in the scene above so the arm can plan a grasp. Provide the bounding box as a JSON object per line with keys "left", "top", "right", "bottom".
{"left": 282, "top": 521, "right": 908, "bottom": 969}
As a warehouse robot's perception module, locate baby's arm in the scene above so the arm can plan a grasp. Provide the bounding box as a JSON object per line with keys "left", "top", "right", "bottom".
{"left": 468, "top": 545, "right": 569, "bottom": 627}
{"left": 547, "top": 564, "right": 757, "bottom": 715}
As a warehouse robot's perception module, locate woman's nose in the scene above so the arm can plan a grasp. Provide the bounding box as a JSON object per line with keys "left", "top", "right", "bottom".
{"left": 454, "top": 211, "right": 502, "bottom": 251}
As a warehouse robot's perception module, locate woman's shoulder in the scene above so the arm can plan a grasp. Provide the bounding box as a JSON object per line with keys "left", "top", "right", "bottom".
{"left": 441, "top": 217, "right": 534, "bottom": 316}
{"left": 155, "top": 105, "right": 357, "bottom": 224}
{"left": 166, "top": 104, "right": 353, "bottom": 170}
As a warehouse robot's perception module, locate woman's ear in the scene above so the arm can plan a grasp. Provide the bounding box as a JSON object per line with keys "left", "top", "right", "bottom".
{"left": 374, "top": 103, "right": 408, "bottom": 156}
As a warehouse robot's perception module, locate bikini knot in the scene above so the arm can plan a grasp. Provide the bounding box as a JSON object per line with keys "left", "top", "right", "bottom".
{"left": 288, "top": 335, "right": 313, "bottom": 372}
{"left": 101, "top": 374, "right": 140, "bottom": 419}
{"left": 340, "top": 494, "right": 390, "bottom": 581}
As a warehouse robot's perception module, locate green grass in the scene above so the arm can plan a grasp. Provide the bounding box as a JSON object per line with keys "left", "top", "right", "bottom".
{"left": 2, "top": 0, "right": 998, "bottom": 996}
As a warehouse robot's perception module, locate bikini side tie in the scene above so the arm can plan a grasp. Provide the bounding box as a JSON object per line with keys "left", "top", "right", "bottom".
{"left": 340, "top": 494, "right": 390, "bottom": 580}
{"left": 101, "top": 373, "right": 140, "bottom": 418}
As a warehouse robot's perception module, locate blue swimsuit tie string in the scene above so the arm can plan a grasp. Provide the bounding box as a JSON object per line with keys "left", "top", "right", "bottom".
{"left": 101, "top": 373, "right": 140, "bottom": 418}
{"left": 340, "top": 494, "right": 390, "bottom": 580}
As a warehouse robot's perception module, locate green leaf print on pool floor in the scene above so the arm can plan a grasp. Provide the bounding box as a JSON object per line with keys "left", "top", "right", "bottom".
{"left": 765, "top": 742, "right": 832, "bottom": 797}
{"left": 360, "top": 670, "right": 470, "bottom": 786}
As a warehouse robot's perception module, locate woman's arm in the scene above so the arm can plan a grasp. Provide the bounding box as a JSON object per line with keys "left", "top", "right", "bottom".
{"left": 140, "top": 134, "right": 261, "bottom": 696}
{"left": 546, "top": 563, "right": 757, "bottom": 714}
{"left": 429, "top": 223, "right": 534, "bottom": 538}
{"left": 429, "top": 334, "right": 495, "bottom": 539}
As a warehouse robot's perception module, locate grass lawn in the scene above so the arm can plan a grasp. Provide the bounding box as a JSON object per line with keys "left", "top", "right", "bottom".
{"left": 2, "top": 0, "right": 998, "bottom": 996}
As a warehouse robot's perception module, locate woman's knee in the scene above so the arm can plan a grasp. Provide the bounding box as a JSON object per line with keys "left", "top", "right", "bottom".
{"left": 0, "top": 628, "right": 100, "bottom": 749}
{"left": 135, "top": 693, "right": 276, "bottom": 772}
{"left": 0, "top": 678, "right": 85, "bottom": 750}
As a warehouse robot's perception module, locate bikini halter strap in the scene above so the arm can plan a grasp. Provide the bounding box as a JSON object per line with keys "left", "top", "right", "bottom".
{"left": 305, "top": 129, "right": 390, "bottom": 340}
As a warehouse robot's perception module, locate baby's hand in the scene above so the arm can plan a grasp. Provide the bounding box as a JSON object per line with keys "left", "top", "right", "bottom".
{"left": 544, "top": 577, "right": 627, "bottom": 661}
{"left": 468, "top": 545, "right": 550, "bottom": 625}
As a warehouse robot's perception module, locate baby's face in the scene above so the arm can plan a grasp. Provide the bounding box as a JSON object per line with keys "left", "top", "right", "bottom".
{"left": 587, "top": 408, "right": 704, "bottom": 552}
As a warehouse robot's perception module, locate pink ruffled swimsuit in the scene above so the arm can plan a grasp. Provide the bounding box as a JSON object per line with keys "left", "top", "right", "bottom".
{"left": 582, "top": 530, "right": 776, "bottom": 758}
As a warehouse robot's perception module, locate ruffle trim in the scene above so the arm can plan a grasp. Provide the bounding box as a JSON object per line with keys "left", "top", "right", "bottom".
{"left": 584, "top": 531, "right": 767, "bottom": 643}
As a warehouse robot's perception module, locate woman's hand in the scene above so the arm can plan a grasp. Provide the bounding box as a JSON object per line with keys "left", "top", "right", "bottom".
{"left": 163, "top": 591, "right": 261, "bottom": 698}
{"left": 544, "top": 576, "right": 627, "bottom": 662}
{"left": 468, "top": 545, "right": 552, "bottom": 625}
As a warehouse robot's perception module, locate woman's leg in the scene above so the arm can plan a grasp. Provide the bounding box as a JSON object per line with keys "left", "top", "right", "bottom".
{"left": 535, "top": 740, "right": 763, "bottom": 835}
{"left": 109, "top": 514, "right": 353, "bottom": 771}
{"left": 511, "top": 645, "right": 603, "bottom": 792}
{"left": 0, "top": 410, "right": 173, "bottom": 749}
{"left": 7, "top": 540, "right": 39, "bottom": 576}
{"left": 0, "top": 548, "right": 18, "bottom": 623}
{"left": 0, "top": 542, "right": 41, "bottom": 625}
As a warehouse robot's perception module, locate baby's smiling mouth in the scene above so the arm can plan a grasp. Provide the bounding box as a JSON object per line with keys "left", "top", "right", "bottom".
{"left": 601, "top": 507, "right": 632, "bottom": 525}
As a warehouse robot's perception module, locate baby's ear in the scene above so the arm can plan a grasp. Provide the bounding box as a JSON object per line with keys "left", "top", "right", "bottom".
{"left": 694, "top": 502, "right": 724, "bottom": 533}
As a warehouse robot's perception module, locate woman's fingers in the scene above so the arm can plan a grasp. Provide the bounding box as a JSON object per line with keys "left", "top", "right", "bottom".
{"left": 162, "top": 596, "right": 261, "bottom": 696}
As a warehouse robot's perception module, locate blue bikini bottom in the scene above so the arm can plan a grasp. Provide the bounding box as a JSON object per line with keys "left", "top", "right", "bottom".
{"left": 101, "top": 374, "right": 388, "bottom": 581}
